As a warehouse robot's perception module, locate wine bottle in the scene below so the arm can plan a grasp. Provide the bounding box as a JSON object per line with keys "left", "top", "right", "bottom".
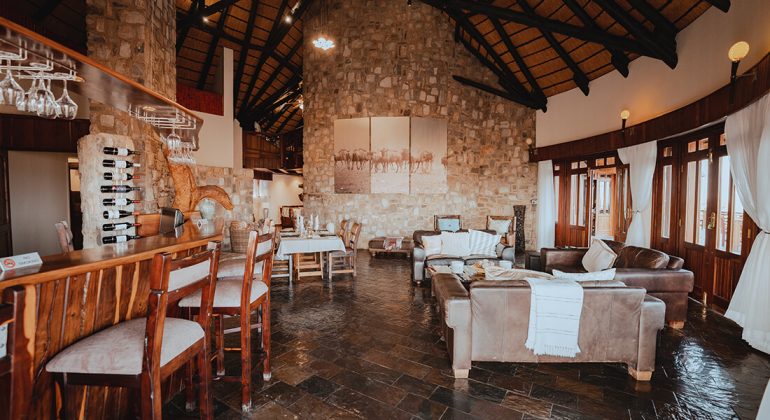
{"left": 102, "top": 234, "right": 141, "bottom": 244}
{"left": 103, "top": 147, "right": 139, "bottom": 156}
{"left": 102, "top": 159, "right": 140, "bottom": 169}
{"left": 101, "top": 185, "right": 141, "bottom": 193}
{"left": 103, "top": 210, "right": 140, "bottom": 220}
{"left": 102, "top": 198, "right": 141, "bottom": 206}
{"left": 102, "top": 222, "right": 141, "bottom": 231}
{"left": 103, "top": 172, "right": 140, "bottom": 181}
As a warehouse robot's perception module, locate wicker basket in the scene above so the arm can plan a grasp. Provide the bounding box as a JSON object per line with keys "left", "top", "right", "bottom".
{"left": 229, "top": 221, "right": 253, "bottom": 253}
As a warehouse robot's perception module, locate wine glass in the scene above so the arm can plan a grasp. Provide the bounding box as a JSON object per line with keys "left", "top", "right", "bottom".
{"left": 56, "top": 79, "right": 78, "bottom": 120}
{"left": 37, "top": 78, "right": 60, "bottom": 119}
{"left": 0, "top": 61, "right": 24, "bottom": 106}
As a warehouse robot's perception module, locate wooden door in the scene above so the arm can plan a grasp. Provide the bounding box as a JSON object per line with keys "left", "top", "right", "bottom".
{"left": 562, "top": 160, "right": 590, "bottom": 247}
{"left": 0, "top": 150, "right": 11, "bottom": 257}
{"left": 652, "top": 141, "right": 680, "bottom": 256}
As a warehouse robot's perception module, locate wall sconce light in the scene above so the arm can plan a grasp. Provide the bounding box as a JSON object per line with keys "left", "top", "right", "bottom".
{"left": 525, "top": 137, "right": 534, "bottom": 150}
{"left": 728, "top": 41, "right": 751, "bottom": 104}
{"left": 620, "top": 109, "right": 630, "bottom": 131}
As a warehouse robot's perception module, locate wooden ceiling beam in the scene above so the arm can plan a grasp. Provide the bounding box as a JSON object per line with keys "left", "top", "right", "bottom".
{"left": 201, "top": 0, "right": 240, "bottom": 17}
{"left": 452, "top": 75, "right": 541, "bottom": 109}
{"left": 32, "top": 0, "right": 64, "bottom": 21}
{"left": 591, "top": 0, "right": 677, "bottom": 68}
{"left": 626, "top": 0, "right": 678, "bottom": 38}
{"left": 702, "top": 0, "right": 730, "bottom": 12}
{"left": 242, "top": 74, "right": 301, "bottom": 122}
{"left": 424, "top": 0, "right": 658, "bottom": 58}
{"left": 562, "top": 0, "right": 629, "bottom": 77}
{"left": 513, "top": 0, "right": 590, "bottom": 96}
{"left": 244, "top": 40, "right": 302, "bottom": 112}
{"left": 273, "top": 106, "right": 300, "bottom": 134}
{"left": 233, "top": 0, "right": 261, "bottom": 101}
{"left": 258, "top": 89, "right": 302, "bottom": 131}
{"left": 177, "top": 0, "right": 203, "bottom": 54}
{"left": 256, "top": 85, "right": 302, "bottom": 119}
{"left": 197, "top": 5, "right": 231, "bottom": 89}
{"left": 489, "top": 18, "right": 547, "bottom": 105}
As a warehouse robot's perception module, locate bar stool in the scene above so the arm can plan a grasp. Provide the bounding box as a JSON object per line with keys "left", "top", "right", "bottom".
{"left": 179, "top": 231, "right": 274, "bottom": 412}
{"left": 46, "top": 242, "right": 222, "bottom": 419}
{"left": 328, "top": 222, "right": 361, "bottom": 279}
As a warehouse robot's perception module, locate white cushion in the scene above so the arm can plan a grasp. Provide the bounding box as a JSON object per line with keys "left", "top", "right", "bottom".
{"left": 582, "top": 239, "right": 618, "bottom": 272}
{"left": 168, "top": 259, "right": 211, "bottom": 292}
{"left": 439, "top": 232, "right": 471, "bottom": 256}
{"left": 553, "top": 268, "right": 617, "bottom": 282}
{"left": 217, "top": 257, "right": 264, "bottom": 279}
{"left": 46, "top": 318, "right": 203, "bottom": 375}
{"left": 178, "top": 278, "right": 268, "bottom": 308}
{"left": 468, "top": 229, "right": 500, "bottom": 256}
{"left": 487, "top": 219, "right": 512, "bottom": 235}
{"left": 422, "top": 235, "right": 442, "bottom": 256}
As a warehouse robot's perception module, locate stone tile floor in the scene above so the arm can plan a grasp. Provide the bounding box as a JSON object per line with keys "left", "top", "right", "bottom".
{"left": 164, "top": 253, "right": 770, "bottom": 419}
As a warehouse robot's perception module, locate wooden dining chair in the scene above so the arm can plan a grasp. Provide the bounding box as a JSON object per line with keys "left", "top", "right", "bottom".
{"left": 337, "top": 219, "right": 349, "bottom": 244}
{"left": 328, "top": 222, "right": 361, "bottom": 279}
{"left": 46, "top": 242, "right": 222, "bottom": 419}
{"left": 54, "top": 221, "right": 74, "bottom": 253}
{"left": 179, "top": 231, "right": 274, "bottom": 412}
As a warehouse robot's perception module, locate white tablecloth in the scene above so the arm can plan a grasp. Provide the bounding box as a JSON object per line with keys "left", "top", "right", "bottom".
{"left": 277, "top": 236, "right": 346, "bottom": 258}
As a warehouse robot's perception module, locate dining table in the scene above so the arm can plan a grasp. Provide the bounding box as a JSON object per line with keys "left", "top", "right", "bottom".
{"left": 276, "top": 231, "right": 346, "bottom": 281}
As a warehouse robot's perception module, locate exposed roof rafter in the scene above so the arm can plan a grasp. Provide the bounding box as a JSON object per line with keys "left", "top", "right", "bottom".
{"left": 562, "top": 0, "right": 630, "bottom": 77}
{"left": 197, "top": 4, "right": 231, "bottom": 89}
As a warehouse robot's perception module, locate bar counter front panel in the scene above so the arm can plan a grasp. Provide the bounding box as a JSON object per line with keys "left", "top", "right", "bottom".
{"left": 0, "top": 221, "right": 223, "bottom": 419}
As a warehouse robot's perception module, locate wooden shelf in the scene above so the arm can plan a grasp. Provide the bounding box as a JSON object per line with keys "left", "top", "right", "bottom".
{"left": 0, "top": 16, "right": 202, "bottom": 140}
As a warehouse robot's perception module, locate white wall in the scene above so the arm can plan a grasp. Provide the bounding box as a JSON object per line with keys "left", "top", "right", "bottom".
{"left": 193, "top": 47, "right": 238, "bottom": 168}
{"left": 536, "top": 0, "right": 770, "bottom": 147}
{"left": 264, "top": 174, "right": 303, "bottom": 223}
{"left": 9, "top": 152, "right": 74, "bottom": 256}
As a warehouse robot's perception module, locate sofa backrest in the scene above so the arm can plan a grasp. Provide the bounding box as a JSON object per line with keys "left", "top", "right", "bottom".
{"left": 615, "top": 246, "right": 670, "bottom": 270}
{"left": 413, "top": 229, "right": 497, "bottom": 247}
{"left": 468, "top": 280, "right": 646, "bottom": 363}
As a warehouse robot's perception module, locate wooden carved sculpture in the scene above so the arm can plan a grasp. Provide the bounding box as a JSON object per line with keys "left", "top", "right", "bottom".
{"left": 165, "top": 152, "right": 233, "bottom": 212}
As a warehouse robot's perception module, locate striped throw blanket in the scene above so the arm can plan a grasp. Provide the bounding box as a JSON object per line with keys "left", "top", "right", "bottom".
{"left": 524, "top": 277, "right": 584, "bottom": 358}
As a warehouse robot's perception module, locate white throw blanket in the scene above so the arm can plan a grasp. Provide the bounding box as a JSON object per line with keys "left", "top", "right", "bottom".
{"left": 524, "top": 277, "right": 584, "bottom": 358}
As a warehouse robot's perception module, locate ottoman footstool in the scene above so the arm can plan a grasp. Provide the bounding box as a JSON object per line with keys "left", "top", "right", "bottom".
{"left": 368, "top": 236, "right": 414, "bottom": 259}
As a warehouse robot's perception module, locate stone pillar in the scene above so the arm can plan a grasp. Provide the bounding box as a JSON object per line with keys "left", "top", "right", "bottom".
{"left": 80, "top": 0, "right": 177, "bottom": 247}
{"left": 302, "top": 0, "right": 538, "bottom": 248}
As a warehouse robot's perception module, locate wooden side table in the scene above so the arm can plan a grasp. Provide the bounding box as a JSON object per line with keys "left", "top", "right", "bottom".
{"left": 524, "top": 250, "right": 542, "bottom": 272}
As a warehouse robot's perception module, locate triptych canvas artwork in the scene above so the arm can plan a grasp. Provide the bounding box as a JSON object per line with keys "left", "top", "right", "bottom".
{"left": 333, "top": 117, "right": 448, "bottom": 194}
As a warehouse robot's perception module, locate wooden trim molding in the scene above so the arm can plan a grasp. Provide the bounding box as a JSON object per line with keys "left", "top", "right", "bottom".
{"left": 531, "top": 52, "right": 770, "bottom": 162}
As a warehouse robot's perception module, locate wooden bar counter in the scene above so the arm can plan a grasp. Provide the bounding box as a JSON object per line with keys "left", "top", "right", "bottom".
{"left": 0, "top": 220, "right": 223, "bottom": 419}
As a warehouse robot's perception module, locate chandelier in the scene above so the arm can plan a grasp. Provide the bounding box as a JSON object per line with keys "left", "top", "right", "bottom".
{"left": 312, "top": 37, "right": 335, "bottom": 50}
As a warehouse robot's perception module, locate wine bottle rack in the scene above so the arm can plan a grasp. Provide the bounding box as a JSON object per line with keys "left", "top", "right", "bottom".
{"left": 99, "top": 145, "right": 143, "bottom": 245}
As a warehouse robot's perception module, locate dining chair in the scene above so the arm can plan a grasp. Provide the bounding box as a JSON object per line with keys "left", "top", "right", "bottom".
{"left": 54, "top": 220, "right": 74, "bottom": 253}
{"left": 434, "top": 214, "right": 462, "bottom": 232}
{"left": 46, "top": 242, "right": 222, "bottom": 419}
{"left": 179, "top": 231, "right": 274, "bottom": 412}
{"left": 337, "top": 219, "right": 349, "bottom": 244}
{"left": 328, "top": 222, "right": 361, "bottom": 279}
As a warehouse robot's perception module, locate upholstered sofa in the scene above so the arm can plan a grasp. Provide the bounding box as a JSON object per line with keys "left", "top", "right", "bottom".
{"left": 431, "top": 273, "right": 665, "bottom": 380}
{"left": 411, "top": 229, "right": 515, "bottom": 285}
{"left": 541, "top": 241, "right": 694, "bottom": 328}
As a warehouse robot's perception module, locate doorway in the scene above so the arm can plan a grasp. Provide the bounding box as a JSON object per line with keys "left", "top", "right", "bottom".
{"left": 590, "top": 166, "right": 617, "bottom": 241}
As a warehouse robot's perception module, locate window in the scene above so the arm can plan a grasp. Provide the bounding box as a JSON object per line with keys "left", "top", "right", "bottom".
{"left": 578, "top": 173, "right": 587, "bottom": 226}
{"left": 715, "top": 155, "right": 744, "bottom": 254}
{"left": 731, "top": 187, "right": 744, "bottom": 254}
{"left": 661, "top": 165, "right": 672, "bottom": 238}
{"left": 662, "top": 146, "right": 673, "bottom": 158}
{"left": 696, "top": 159, "right": 709, "bottom": 245}
{"left": 554, "top": 175, "right": 560, "bottom": 220}
{"left": 570, "top": 174, "right": 578, "bottom": 225}
{"left": 606, "top": 157, "right": 616, "bottom": 165}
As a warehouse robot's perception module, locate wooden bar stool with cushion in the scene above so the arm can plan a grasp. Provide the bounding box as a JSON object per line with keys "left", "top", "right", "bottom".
{"left": 179, "top": 231, "right": 274, "bottom": 412}
{"left": 46, "top": 242, "right": 222, "bottom": 419}
{"left": 328, "top": 222, "right": 361, "bottom": 279}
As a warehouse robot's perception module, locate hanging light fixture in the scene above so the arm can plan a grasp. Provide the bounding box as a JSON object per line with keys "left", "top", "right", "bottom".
{"left": 312, "top": 1, "right": 335, "bottom": 51}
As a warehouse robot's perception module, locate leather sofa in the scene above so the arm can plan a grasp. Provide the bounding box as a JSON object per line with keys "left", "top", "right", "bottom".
{"left": 541, "top": 241, "right": 694, "bottom": 328}
{"left": 411, "top": 230, "right": 515, "bottom": 285}
{"left": 432, "top": 273, "right": 665, "bottom": 380}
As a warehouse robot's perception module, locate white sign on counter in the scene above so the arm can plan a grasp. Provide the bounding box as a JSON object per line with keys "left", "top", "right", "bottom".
{"left": 0, "top": 252, "right": 43, "bottom": 272}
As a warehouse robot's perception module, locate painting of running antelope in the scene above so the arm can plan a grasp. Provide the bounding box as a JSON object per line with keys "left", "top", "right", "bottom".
{"left": 371, "top": 117, "right": 410, "bottom": 193}
{"left": 333, "top": 117, "right": 447, "bottom": 194}
{"left": 334, "top": 118, "right": 371, "bottom": 194}
{"left": 410, "top": 117, "right": 448, "bottom": 194}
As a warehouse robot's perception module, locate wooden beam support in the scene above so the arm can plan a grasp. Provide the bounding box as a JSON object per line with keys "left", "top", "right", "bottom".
{"left": 32, "top": 0, "right": 63, "bottom": 21}
{"left": 626, "top": 0, "right": 678, "bottom": 38}
{"left": 201, "top": 0, "right": 239, "bottom": 17}
{"left": 452, "top": 75, "right": 542, "bottom": 109}
{"left": 423, "top": 0, "right": 657, "bottom": 58}
{"left": 703, "top": 0, "right": 731, "bottom": 12}
{"left": 489, "top": 18, "right": 547, "bottom": 105}
{"left": 513, "top": 0, "right": 590, "bottom": 96}
{"left": 242, "top": 40, "right": 302, "bottom": 116}
{"left": 197, "top": 5, "right": 231, "bottom": 89}
{"left": 268, "top": 104, "right": 300, "bottom": 134}
{"left": 244, "top": 75, "right": 302, "bottom": 121}
{"left": 177, "top": 0, "right": 203, "bottom": 54}
{"left": 592, "top": 0, "right": 677, "bottom": 68}
{"left": 562, "top": 0, "right": 629, "bottom": 77}
{"left": 233, "top": 0, "right": 261, "bottom": 102}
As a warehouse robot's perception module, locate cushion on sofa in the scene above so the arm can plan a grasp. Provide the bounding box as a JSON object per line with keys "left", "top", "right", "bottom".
{"left": 468, "top": 229, "right": 499, "bottom": 256}
{"left": 603, "top": 240, "right": 627, "bottom": 256}
{"left": 422, "top": 235, "right": 442, "bottom": 256}
{"left": 667, "top": 256, "right": 685, "bottom": 270}
{"left": 487, "top": 219, "right": 512, "bottom": 235}
{"left": 553, "top": 268, "right": 617, "bottom": 282}
{"left": 582, "top": 239, "right": 618, "bottom": 272}
{"left": 616, "top": 246, "right": 669, "bottom": 269}
{"left": 463, "top": 255, "right": 501, "bottom": 265}
{"left": 440, "top": 232, "right": 470, "bottom": 256}
{"left": 426, "top": 255, "right": 464, "bottom": 266}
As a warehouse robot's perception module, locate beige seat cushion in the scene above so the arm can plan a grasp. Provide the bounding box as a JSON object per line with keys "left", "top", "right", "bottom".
{"left": 46, "top": 318, "right": 203, "bottom": 375}
{"left": 178, "top": 278, "right": 268, "bottom": 308}
{"left": 168, "top": 259, "right": 211, "bottom": 292}
{"left": 217, "top": 257, "right": 264, "bottom": 278}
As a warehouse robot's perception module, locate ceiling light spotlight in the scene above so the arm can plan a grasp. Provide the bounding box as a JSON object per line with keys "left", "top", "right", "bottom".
{"left": 728, "top": 41, "right": 751, "bottom": 105}
{"left": 284, "top": 14, "right": 293, "bottom": 24}
{"left": 202, "top": 16, "right": 209, "bottom": 23}
{"left": 620, "top": 109, "right": 630, "bottom": 131}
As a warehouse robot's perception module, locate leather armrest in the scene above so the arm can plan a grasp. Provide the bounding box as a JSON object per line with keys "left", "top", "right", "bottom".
{"left": 440, "top": 276, "right": 472, "bottom": 372}
{"left": 541, "top": 248, "right": 588, "bottom": 274}
{"left": 636, "top": 295, "right": 665, "bottom": 372}
{"left": 413, "top": 246, "right": 426, "bottom": 262}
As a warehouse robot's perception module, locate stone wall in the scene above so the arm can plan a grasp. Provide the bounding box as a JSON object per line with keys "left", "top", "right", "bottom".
{"left": 302, "top": 0, "right": 538, "bottom": 250}
{"left": 194, "top": 165, "right": 255, "bottom": 249}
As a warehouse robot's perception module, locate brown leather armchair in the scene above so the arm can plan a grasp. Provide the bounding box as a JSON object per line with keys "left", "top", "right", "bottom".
{"left": 541, "top": 241, "right": 693, "bottom": 328}
{"left": 432, "top": 273, "right": 665, "bottom": 380}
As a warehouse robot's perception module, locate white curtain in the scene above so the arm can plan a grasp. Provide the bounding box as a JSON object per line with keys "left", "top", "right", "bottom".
{"left": 617, "top": 141, "right": 657, "bottom": 247}
{"left": 724, "top": 93, "right": 770, "bottom": 354}
{"left": 537, "top": 160, "right": 555, "bottom": 250}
